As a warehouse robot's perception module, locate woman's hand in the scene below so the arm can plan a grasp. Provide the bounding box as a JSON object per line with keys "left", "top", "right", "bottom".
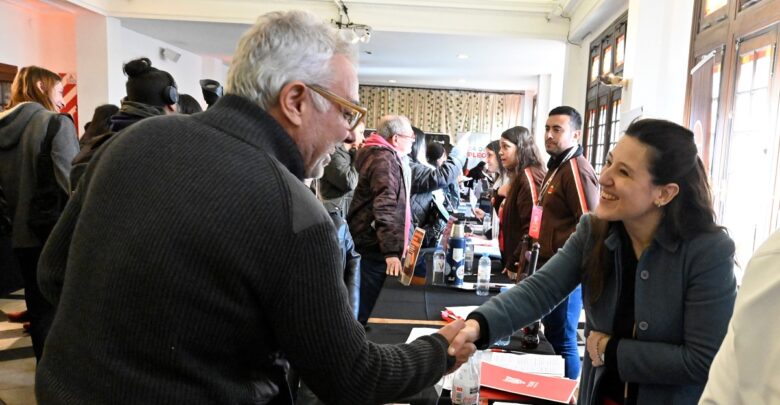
{"left": 502, "top": 266, "right": 518, "bottom": 281}
{"left": 473, "top": 207, "right": 485, "bottom": 221}
{"left": 586, "top": 330, "right": 611, "bottom": 367}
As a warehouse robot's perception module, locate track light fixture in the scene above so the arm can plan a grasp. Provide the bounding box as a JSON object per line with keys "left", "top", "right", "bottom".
{"left": 332, "top": 0, "right": 372, "bottom": 44}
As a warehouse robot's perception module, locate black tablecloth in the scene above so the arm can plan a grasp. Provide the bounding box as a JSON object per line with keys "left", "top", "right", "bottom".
{"left": 364, "top": 264, "right": 560, "bottom": 405}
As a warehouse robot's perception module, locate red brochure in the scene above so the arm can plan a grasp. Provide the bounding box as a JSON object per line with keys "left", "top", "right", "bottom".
{"left": 480, "top": 362, "right": 577, "bottom": 403}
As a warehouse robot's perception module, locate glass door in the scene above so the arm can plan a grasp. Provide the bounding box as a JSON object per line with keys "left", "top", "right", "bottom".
{"left": 719, "top": 30, "right": 779, "bottom": 272}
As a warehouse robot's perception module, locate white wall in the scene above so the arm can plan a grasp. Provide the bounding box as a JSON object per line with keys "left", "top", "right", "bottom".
{"left": 117, "top": 25, "right": 227, "bottom": 109}
{"left": 621, "top": 0, "right": 694, "bottom": 123}
{"left": 0, "top": 2, "right": 76, "bottom": 74}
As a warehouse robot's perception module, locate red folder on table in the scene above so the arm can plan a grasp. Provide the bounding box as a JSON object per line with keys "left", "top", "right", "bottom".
{"left": 480, "top": 362, "right": 577, "bottom": 403}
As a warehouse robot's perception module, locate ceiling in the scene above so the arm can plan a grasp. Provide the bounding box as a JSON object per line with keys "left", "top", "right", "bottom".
{"left": 119, "top": 18, "right": 566, "bottom": 92}
{"left": 60, "top": 0, "right": 599, "bottom": 91}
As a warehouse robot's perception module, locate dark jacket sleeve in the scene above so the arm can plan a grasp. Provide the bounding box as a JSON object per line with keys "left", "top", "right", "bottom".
{"left": 320, "top": 147, "right": 358, "bottom": 194}
{"left": 410, "top": 147, "right": 466, "bottom": 194}
{"left": 369, "top": 154, "right": 405, "bottom": 259}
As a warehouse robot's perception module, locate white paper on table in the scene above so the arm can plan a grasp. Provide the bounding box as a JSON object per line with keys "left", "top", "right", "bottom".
{"left": 444, "top": 306, "right": 479, "bottom": 320}
{"left": 473, "top": 243, "right": 501, "bottom": 257}
{"left": 482, "top": 352, "right": 565, "bottom": 377}
{"left": 405, "top": 327, "right": 439, "bottom": 343}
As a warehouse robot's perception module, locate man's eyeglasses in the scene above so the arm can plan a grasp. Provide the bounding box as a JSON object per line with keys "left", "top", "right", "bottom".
{"left": 307, "top": 84, "right": 367, "bottom": 131}
{"left": 395, "top": 133, "right": 415, "bottom": 140}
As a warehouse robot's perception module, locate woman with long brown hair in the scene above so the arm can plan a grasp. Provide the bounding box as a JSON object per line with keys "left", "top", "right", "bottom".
{"left": 495, "top": 126, "right": 546, "bottom": 277}
{"left": 450, "top": 118, "right": 737, "bottom": 405}
{"left": 0, "top": 66, "right": 79, "bottom": 360}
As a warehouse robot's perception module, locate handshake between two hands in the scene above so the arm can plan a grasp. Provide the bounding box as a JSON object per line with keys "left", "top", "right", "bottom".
{"left": 435, "top": 318, "right": 482, "bottom": 373}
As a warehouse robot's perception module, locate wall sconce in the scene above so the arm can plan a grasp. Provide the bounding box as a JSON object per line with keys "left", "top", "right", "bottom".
{"left": 599, "top": 73, "right": 628, "bottom": 88}
{"left": 160, "top": 47, "right": 181, "bottom": 63}
{"left": 332, "top": 0, "right": 372, "bottom": 44}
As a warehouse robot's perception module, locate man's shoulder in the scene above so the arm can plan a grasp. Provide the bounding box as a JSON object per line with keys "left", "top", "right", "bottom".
{"left": 268, "top": 159, "right": 332, "bottom": 234}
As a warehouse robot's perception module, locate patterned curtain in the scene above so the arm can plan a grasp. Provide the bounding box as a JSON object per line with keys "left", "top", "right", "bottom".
{"left": 359, "top": 85, "right": 524, "bottom": 138}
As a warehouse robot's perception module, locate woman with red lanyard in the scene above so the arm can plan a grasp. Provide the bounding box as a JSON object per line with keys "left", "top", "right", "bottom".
{"left": 495, "top": 126, "right": 546, "bottom": 278}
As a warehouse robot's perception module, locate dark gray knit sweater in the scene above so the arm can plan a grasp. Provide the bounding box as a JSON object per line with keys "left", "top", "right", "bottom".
{"left": 36, "top": 95, "right": 451, "bottom": 404}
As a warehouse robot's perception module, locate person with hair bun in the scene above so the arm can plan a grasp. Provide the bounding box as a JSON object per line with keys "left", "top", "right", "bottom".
{"left": 450, "top": 118, "right": 737, "bottom": 405}
{"left": 110, "top": 57, "right": 179, "bottom": 131}
{"left": 70, "top": 58, "right": 179, "bottom": 187}
{"left": 0, "top": 66, "right": 79, "bottom": 360}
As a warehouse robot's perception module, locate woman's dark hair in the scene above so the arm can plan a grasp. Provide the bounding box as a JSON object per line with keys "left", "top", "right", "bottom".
{"left": 177, "top": 94, "right": 203, "bottom": 115}
{"left": 426, "top": 142, "right": 446, "bottom": 166}
{"left": 501, "top": 126, "right": 545, "bottom": 217}
{"left": 485, "top": 140, "right": 505, "bottom": 177}
{"left": 80, "top": 104, "right": 119, "bottom": 145}
{"left": 123, "top": 57, "right": 177, "bottom": 107}
{"left": 500, "top": 126, "right": 544, "bottom": 172}
{"left": 410, "top": 126, "right": 427, "bottom": 163}
{"left": 585, "top": 118, "right": 720, "bottom": 302}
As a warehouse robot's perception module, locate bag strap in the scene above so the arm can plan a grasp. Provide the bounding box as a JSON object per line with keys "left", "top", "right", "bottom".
{"left": 523, "top": 167, "right": 538, "bottom": 204}
{"left": 569, "top": 157, "right": 590, "bottom": 214}
{"left": 0, "top": 183, "right": 12, "bottom": 236}
{"left": 35, "top": 114, "right": 71, "bottom": 188}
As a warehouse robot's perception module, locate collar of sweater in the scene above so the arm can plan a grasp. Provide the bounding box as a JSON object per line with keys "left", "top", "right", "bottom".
{"left": 363, "top": 133, "right": 400, "bottom": 153}
{"left": 195, "top": 94, "right": 306, "bottom": 179}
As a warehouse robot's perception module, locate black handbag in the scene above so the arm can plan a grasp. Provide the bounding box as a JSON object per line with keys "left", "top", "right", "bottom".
{"left": 27, "top": 114, "right": 70, "bottom": 240}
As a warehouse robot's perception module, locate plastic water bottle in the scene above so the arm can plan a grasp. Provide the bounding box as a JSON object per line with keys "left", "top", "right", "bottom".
{"left": 432, "top": 247, "right": 446, "bottom": 285}
{"left": 476, "top": 254, "right": 491, "bottom": 296}
{"left": 464, "top": 239, "right": 474, "bottom": 275}
{"left": 483, "top": 211, "right": 492, "bottom": 239}
{"left": 452, "top": 354, "right": 480, "bottom": 404}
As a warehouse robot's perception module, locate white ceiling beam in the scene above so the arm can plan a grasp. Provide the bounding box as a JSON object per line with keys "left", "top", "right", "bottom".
{"left": 65, "top": 0, "right": 570, "bottom": 39}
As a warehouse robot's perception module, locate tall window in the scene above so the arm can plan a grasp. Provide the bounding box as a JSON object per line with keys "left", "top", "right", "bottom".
{"left": 583, "top": 14, "right": 627, "bottom": 175}
{"left": 688, "top": 0, "right": 780, "bottom": 277}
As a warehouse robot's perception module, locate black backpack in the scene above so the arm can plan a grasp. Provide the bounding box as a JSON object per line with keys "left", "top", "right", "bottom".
{"left": 27, "top": 114, "right": 71, "bottom": 240}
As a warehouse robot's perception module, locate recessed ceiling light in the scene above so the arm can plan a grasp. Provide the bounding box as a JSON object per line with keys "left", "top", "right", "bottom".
{"left": 457, "top": 54, "right": 469, "bottom": 59}
{"left": 388, "top": 79, "right": 397, "bottom": 83}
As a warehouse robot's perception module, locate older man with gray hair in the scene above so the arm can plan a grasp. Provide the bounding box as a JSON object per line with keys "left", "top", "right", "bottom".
{"left": 36, "top": 11, "right": 472, "bottom": 405}
{"left": 348, "top": 114, "right": 416, "bottom": 325}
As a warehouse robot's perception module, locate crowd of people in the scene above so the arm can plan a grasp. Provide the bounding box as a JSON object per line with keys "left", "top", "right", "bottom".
{"left": 0, "top": 8, "right": 777, "bottom": 405}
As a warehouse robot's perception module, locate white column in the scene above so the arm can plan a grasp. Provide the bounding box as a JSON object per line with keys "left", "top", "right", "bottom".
{"left": 75, "top": 12, "right": 123, "bottom": 136}
{"left": 621, "top": 0, "right": 694, "bottom": 123}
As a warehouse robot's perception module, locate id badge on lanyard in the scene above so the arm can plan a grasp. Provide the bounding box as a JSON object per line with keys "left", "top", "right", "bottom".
{"left": 524, "top": 167, "right": 543, "bottom": 240}
{"left": 529, "top": 205, "right": 543, "bottom": 239}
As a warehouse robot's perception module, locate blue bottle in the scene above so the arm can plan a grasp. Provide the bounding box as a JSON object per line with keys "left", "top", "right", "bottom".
{"left": 447, "top": 221, "right": 465, "bottom": 286}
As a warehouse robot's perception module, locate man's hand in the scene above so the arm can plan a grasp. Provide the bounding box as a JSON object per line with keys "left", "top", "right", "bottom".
{"left": 472, "top": 207, "right": 485, "bottom": 221}
{"left": 502, "top": 266, "right": 518, "bottom": 281}
{"left": 385, "top": 257, "right": 402, "bottom": 276}
{"left": 447, "top": 318, "right": 480, "bottom": 366}
{"left": 436, "top": 319, "right": 476, "bottom": 373}
{"left": 586, "top": 330, "right": 610, "bottom": 367}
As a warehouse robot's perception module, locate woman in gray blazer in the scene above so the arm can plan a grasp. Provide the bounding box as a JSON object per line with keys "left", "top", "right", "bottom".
{"left": 449, "top": 118, "right": 737, "bottom": 405}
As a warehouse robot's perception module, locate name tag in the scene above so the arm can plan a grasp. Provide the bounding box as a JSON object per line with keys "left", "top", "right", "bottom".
{"left": 529, "top": 205, "right": 543, "bottom": 239}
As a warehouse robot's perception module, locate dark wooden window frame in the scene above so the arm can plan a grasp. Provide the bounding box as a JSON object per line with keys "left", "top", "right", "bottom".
{"left": 583, "top": 13, "right": 628, "bottom": 175}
